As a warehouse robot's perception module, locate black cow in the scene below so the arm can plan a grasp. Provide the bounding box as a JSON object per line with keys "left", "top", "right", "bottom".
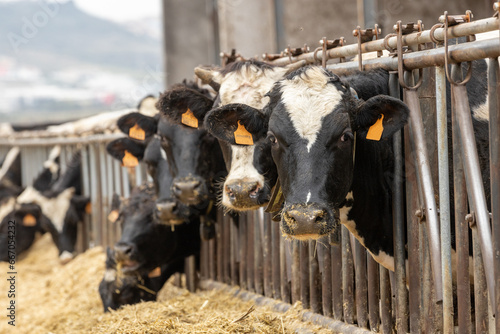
{"left": 99, "top": 183, "right": 200, "bottom": 311}
{"left": 99, "top": 247, "right": 184, "bottom": 311}
{"left": 221, "top": 62, "right": 489, "bottom": 272}
{"left": 165, "top": 60, "right": 303, "bottom": 212}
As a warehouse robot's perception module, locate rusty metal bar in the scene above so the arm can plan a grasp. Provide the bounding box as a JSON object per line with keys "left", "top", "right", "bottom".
{"left": 451, "top": 63, "right": 496, "bottom": 311}
{"left": 331, "top": 243, "right": 343, "bottom": 320}
{"left": 280, "top": 234, "right": 290, "bottom": 303}
{"left": 488, "top": 56, "right": 500, "bottom": 332}
{"left": 230, "top": 215, "right": 238, "bottom": 286}
{"left": 354, "top": 240, "right": 368, "bottom": 329}
{"left": 185, "top": 255, "right": 197, "bottom": 292}
{"left": 342, "top": 226, "right": 355, "bottom": 324}
{"left": 269, "top": 17, "right": 499, "bottom": 66}
{"left": 472, "top": 227, "right": 489, "bottom": 333}
{"left": 379, "top": 266, "right": 392, "bottom": 333}
{"left": 223, "top": 214, "right": 231, "bottom": 284}
{"left": 247, "top": 212, "right": 255, "bottom": 292}
{"left": 271, "top": 215, "right": 281, "bottom": 300}
{"left": 309, "top": 240, "right": 321, "bottom": 314}
{"left": 404, "top": 83, "right": 443, "bottom": 302}
{"left": 263, "top": 213, "right": 272, "bottom": 297}
{"left": 451, "top": 71, "right": 472, "bottom": 334}
{"left": 318, "top": 237, "right": 332, "bottom": 317}
{"left": 216, "top": 209, "right": 223, "bottom": 282}
{"left": 366, "top": 255, "right": 379, "bottom": 331}
{"left": 291, "top": 240, "right": 300, "bottom": 304}
{"left": 254, "top": 209, "right": 263, "bottom": 295}
{"left": 300, "top": 241, "right": 310, "bottom": 309}
{"left": 435, "top": 64, "right": 453, "bottom": 333}
{"left": 329, "top": 38, "right": 500, "bottom": 76}
{"left": 199, "top": 280, "right": 374, "bottom": 334}
{"left": 239, "top": 213, "right": 247, "bottom": 289}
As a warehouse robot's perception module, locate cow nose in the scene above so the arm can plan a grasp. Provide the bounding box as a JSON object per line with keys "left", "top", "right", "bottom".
{"left": 281, "top": 203, "right": 332, "bottom": 239}
{"left": 172, "top": 177, "right": 203, "bottom": 202}
{"left": 114, "top": 242, "right": 134, "bottom": 259}
{"left": 156, "top": 201, "right": 176, "bottom": 216}
{"left": 225, "top": 180, "right": 261, "bottom": 201}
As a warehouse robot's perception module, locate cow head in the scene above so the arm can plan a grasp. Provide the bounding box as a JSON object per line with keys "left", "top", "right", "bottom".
{"left": 99, "top": 247, "right": 159, "bottom": 311}
{"left": 155, "top": 84, "right": 226, "bottom": 208}
{"left": 264, "top": 66, "right": 409, "bottom": 240}
{"left": 180, "top": 60, "right": 304, "bottom": 212}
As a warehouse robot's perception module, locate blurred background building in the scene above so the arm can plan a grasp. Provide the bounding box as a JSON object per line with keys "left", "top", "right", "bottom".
{"left": 0, "top": 0, "right": 494, "bottom": 125}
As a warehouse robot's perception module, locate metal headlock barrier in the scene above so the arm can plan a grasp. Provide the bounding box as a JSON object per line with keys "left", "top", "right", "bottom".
{"left": 0, "top": 7, "right": 499, "bottom": 333}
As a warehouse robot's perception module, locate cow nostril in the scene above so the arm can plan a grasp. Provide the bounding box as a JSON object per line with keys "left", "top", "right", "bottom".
{"left": 248, "top": 183, "right": 261, "bottom": 198}
{"left": 225, "top": 186, "right": 235, "bottom": 200}
{"left": 192, "top": 180, "right": 201, "bottom": 189}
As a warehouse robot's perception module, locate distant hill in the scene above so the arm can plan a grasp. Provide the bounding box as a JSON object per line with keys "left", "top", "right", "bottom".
{"left": 0, "top": 0, "right": 162, "bottom": 73}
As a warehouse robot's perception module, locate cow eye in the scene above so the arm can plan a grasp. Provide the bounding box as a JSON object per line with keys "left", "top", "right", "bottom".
{"left": 341, "top": 131, "right": 353, "bottom": 142}
{"left": 266, "top": 132, "right": 278, "bottom": 145}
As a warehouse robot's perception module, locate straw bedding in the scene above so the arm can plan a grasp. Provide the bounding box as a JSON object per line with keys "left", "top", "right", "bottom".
{"left": 0, "top": 234, "right": 330, "bottom": 333}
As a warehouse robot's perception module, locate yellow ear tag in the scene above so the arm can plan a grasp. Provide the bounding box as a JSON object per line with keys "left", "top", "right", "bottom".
{"left": 148, "top": 267, "right": 161, "bottom": 278}
{"left": 366, "top": 114, "right": 385, "bottom": 141}
{"left": 234, "top": 121, "right": 254, "bottom": 145}
{"left": 23, "top": 214, "right": 37, "bottom": 226}
{"left": 85, "top": 202, "right": 92, "bottom": 214}
{"left": 108, "top": 210, "right": 119, "bottom": 223}
{"left": 181, "top": 108, "right": 198, "bottom": 128}
{"left": 122, "top": 150, "right": 139, "bottom": 167}
{"left": 129, "top": 123, "right": 146, "bottom": 140}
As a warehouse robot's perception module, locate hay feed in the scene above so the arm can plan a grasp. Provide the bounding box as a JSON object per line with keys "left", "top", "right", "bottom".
{"left": 0, "top": 234, "right": 331, "bottom": 333}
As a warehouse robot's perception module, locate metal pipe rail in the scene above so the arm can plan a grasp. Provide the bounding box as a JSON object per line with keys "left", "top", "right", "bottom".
{"left": 268, "top": 16, "right": 499, "bottom": 66}
{"left": 0, "top": 133, "right": 125, "bottom": 146}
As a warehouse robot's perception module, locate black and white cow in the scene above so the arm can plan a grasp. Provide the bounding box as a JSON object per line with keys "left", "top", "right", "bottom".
{"left": 163, "top": 60, "right": 303, "bottom": 212}
{"left": 15, "top": 150, "right": 89, "bottom": 263}
{"left": 223, "top": 61, "right": 490, "bottom": 272}
{"left": 99, "top": 183, "right": 200, "bottom": 311}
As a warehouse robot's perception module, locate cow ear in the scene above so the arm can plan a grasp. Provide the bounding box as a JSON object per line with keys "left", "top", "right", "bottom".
{"left": 106, "top": 138, "right": 145, "bottom": 167}
{"left": 108, "top": 194, "right": 121, "bottom": 223}
{"left": 205, "top": 103, "right": 268, "bottom": 145}
{"left": 71, "top": 195, "right": 91, "bottom": 215}
{"left": 354, "top": 95, "right": 409, "bottom": 141}
{"left": 117, "top": 112, "right": 158, "bottom": 141}
{"left": 194, "top": 67, "right": 222, "bottom": 91}
{"left": 156, "top": 87, "right": 214, "bottom": 129}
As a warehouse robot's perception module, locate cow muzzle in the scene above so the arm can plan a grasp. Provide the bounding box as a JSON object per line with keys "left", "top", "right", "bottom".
{"left": 155, "top": 200, "right": 185, "bottom": 226}
{"left": 223, "top": 179, "right": 265, "bottom": 211}
{"left": 172, "top": 176, "right": 206, "bottom": 205}
{"left": 281, "top": 203, "right": 337, "bottom": 240}
{"left": 114, "top": 242, "right": 140, "bottom": 272}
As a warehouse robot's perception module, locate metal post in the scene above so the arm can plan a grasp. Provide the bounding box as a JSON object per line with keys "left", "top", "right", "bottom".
{"left": 354, "top": 240, "right": 368, "bottom": 328}
{"left": 367, "top": 255, "right": 379, "bottom": 332}
{"left": 247, "top": 212, "right": 255, "bottom": 292}
{"left": 451, "top": 63, "right": 496, "bottom": 311}
{"left": 291, "top": 240, "right": 300, "bottom": 304}
{"left": 318, "top": 237, "right": 332, "bottom": 317}
{"left": 331, "top": 242, "right": 343, "bottom": 320}
{"left": 300, "top": 241, "right": 310, "bottom": 309}
{"left": 271, "top": 215, "right": 281, "bottom": 300}
{"left": 379, "top": 266, "right": 392, "bottom": 333}
{"left": 342, "top": 226, "right": 355, "bottom": 324}
{"left": 239, "top": 213, "right": 247, "bottom": 289}
{"left": 263, "top": 213, "right": 272, "bottom": 297}
{"left": 488, "top": 56, "right": 500, "bottom": 332}
{"left": 254, "top": 209, "right": 263, "bottom": 295}
{"left": 309, "top": 240, "right": 321, "bottom": 314}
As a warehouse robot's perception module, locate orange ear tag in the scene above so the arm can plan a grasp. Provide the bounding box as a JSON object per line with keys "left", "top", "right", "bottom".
{"left": 122, "top": 150, "right": 139, "bottom": 167}
{"left": 234, "top": 121, "right": 254, "bottom": 145}
{"left": 108, "top": 210, "right": 119, "bottom": 223}
{"left": 129, "top": 123, "right": 146, "bottom": 140}
{"left": 85, "top": 202, "right": 92, "bottom": 214}
{"left": 181, "top": 108, "right": 198, "bottom": 128}
{"left": 148, "top": 267, "right": 161, "bottom": 278}
{"left": 366, "top": 114, "right": 385, "bottom": 141}
{"left": 23, "top": 214, "right": 37, "bottom": 226}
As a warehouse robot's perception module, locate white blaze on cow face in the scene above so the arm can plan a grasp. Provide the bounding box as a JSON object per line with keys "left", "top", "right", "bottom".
{"left": 17, "top": 186, "right": 75, "bottom": 232}
{"left": 280, "top": 67, "right": 344, "bottom": 152}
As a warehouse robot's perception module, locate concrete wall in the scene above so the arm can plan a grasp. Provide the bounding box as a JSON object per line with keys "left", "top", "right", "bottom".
{"left": 162, "top": 0, "right": 218, "bottom": 87}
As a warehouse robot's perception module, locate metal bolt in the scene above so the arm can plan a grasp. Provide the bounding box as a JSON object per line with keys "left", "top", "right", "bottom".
{"left": 465, "top": 212, "right": 476, "bottom": 228}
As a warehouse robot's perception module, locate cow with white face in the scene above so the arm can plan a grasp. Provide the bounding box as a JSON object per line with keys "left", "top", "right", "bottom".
{"left": 163, "top": 60, "right": 304, "bottom": 212}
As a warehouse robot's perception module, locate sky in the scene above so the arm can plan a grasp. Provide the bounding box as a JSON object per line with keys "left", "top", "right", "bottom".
{"left": 0, "top": 0, "right": 162, "bottom": 22}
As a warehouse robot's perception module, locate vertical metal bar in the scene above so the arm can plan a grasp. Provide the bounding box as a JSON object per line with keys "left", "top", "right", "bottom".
{"left": 271, "top": 215, "right": 281, "bottom": 300}
{"left": 436, "top": 65, "right": 453, "bottom": 334}
{"left": 88, "top": 144, "right": 101, "bottom": 246}
{"left": 216, "top": 209, "right": 223, "bottom": 282}
{"left": 291, "top": 240, "right": 300, "bottom": 304}
{"left": 239, "top": 213, "right": 247, "bottom": 289}
{"left": 185, "top": 255, "right": 197, "bottom": 292}
{"left": 105, "top": 147, "right": 115, "bottom": 247}
{"left": 309, "top": 240, "right": 321, "bottom": 314}
{"left": 209, "top": 233, "right": 216, "bottom": 280}
{"left": 451, "top": 64, "right": 495, "bottom": 311}
{"left": 319, "top": 237, "right": 332, "bottom": 318}
{"left": 473, "top": 226, "right": 489, "bottom": 333}
{"left": 223, "top": 214, "right": 230, "bottom": 284}
{"left": 367, "top": 255, "right": 379, "bottom": 332}
{"left": 254, "top": 209, "right": 263, "bottom": 295}
{"left": 99, "top": 143, "right": 109, "bottom": 250}
{"left": 80, "top": 145, "right": 91, "bottom": 251}
{"left": 279, "top": 234, "right": 290, "bottom": 303}
{"left": 488, "top": 56, "right": 500, "bottom": 332}
{"left": 230, "top": 215, "right": 238, "bottom": 286}
{"left": 342, "top": 225, "right": 355, "bottom": 324}
{"left": 450, "top": 75, "right": 472, "bottom": 334}
{"left": 247, "top": 212, "right": 255, "bottom": 292}
{"left": 404, "top": 85, "right": 443, "bottom": 303}
{"left": 263, "top": 213, "right": 272, "bottom": 297}
{"left": 300, "top": 241, "right": 310, "bottom": 309}
{"left": 331, "top": 242, "right": 343, "bottom": 320}
{"left": 354, "top": 240, "right": 368, "bottom": 328}
{"left": 379, "top": 266, "right": 392, "bottom": 333}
